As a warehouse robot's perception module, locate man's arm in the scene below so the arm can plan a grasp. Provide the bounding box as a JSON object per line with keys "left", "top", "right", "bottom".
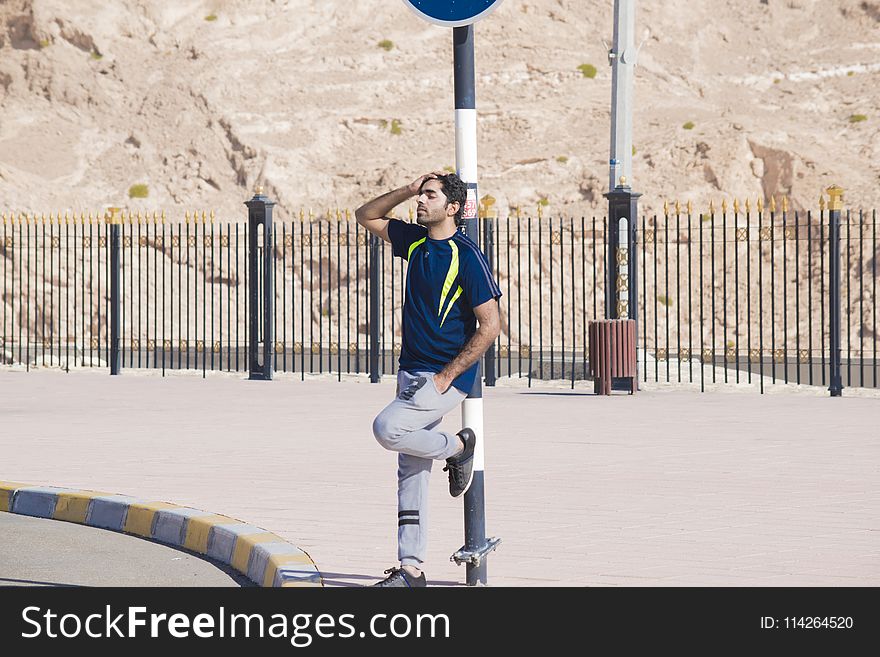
{"left": 354, "top": 173, "right": 438, "bottom": 243}
{"left": 433, "top": 298, "right": 501, "bottom": 394}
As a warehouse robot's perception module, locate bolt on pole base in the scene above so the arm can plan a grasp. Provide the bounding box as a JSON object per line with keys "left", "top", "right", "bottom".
{"left": 451, "top": 536, "right": 501, "bottom": 568}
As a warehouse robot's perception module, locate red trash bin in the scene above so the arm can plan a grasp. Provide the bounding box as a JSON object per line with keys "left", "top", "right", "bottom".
{"left": 588, "top": 319, "right": 637, "bottom": 395}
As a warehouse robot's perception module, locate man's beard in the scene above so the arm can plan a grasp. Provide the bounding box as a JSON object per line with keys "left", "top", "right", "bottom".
{"left": 416, "top": 211, "right": 440, "bottom": 226}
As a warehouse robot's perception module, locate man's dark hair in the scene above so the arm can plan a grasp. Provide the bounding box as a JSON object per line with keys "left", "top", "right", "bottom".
{"left": 420, "top": 173, "right": 468, "bottom": 226}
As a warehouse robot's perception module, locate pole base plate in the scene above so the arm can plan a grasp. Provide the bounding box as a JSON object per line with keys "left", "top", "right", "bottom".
{"left": 450, "top": 536, "right": 501, "bottom": 567}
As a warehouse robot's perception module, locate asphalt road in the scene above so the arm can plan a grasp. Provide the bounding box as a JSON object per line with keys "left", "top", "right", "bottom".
{"left": 0, "top": 513, "right": 251, "bottom": 587}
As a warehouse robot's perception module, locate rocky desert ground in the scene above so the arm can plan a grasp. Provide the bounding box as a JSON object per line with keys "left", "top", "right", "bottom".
{"left": 0, "top": 0, "right": 879, "bottom": 220}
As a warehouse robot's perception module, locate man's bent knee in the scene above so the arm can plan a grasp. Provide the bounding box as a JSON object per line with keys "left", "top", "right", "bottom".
{"left": 372, "top": 412, "right": 401, "bottom": 450}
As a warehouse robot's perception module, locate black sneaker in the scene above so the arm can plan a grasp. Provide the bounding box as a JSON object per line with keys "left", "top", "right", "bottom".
{"left": 443, "top": 428, "right": 476, "bottom": 498}
{"left": 371, "top": 567, "right": 427, "bottom": 588}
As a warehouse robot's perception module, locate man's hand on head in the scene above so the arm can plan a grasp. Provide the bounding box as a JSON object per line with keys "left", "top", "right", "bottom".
{"left": 407, "top": 171, "right": 445, "bottom": 196}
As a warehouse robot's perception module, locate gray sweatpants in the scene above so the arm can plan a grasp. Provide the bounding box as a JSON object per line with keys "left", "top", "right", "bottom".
{"left": 372, "top": 369, "right": 467, "bottom": 568}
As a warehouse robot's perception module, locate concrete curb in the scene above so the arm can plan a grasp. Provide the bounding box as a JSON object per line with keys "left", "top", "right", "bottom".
{"left": 0, "top": 480, "right": 322, "bottom": 588}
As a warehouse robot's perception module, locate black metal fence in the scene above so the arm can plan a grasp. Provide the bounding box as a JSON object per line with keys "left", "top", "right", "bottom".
{"left": 1, "top": 202, "right": 877, "bottom": 393}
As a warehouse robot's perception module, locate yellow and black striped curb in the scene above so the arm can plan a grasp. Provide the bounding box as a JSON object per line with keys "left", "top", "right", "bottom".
{"left": 0, "top": 481, "right": 322, "bottom": 588}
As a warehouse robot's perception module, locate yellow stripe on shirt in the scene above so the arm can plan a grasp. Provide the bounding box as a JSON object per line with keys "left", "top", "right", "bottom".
{"left": 437, "top": 239, "right": 459, "bottom": 317}
{"left": 407, "top": 237, "right": 426, "bottom": 261}
{"left": 440, "top": 286, "right": 464, "bottom": 327}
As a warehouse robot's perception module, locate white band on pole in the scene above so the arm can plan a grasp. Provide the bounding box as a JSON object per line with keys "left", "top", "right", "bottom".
{"left": 455, "top": 109, "right": 478, "bottom": 183}
{"left": 462, "top": 397, "right": 485, "bottom": 470}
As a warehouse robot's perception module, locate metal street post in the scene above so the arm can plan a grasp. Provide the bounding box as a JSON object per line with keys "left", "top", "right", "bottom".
{"left": 402, "top": 0, "right": 504, "bottom": 586}
{"left": 604, "top": 0, "right": 641, "bottom": 389}
{"left": 607, "top": 0, "right": 637, "bottom": 195}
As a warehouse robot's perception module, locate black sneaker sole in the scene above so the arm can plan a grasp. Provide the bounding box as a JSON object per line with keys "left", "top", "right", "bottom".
{"left": 449, "top": 429, "right": 476, "bottom": 498}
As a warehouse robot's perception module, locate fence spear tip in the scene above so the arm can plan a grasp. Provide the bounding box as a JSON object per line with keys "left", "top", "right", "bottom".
{"left": 686, "top": 200, "right": 693, "bottom": 215}
{"left": 756, "top": 197, "right": 764, "bottom": 213}
{"left": 770, "top": 196, "right": 776, "bottom": 213}
{"left": 733, "top": 198, "right": 740, "bottom": 213}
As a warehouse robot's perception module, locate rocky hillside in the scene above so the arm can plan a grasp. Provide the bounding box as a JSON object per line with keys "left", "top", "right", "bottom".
{"left": 1, "top": 0, "right": 879, "bottom": 221}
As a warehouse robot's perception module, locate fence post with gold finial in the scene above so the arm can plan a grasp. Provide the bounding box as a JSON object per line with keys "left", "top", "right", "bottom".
{"left": 826, "top": 185, "right": 844, "bottom": 396}
{"left": 106, "top": 207, "right": 123, "bottom": 375}
{"left": 482, "top": 194, "right": 497, "bottom": 386}
{"left": 245, "top": 185, "right": 275, "bottom": 380}
{"left": 369, "top": 213, "right": 380, "bottom": 383}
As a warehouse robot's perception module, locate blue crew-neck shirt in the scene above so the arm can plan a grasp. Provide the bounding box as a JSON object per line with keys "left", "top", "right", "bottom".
{"left": 387, "top": 218, "right": 502, "bottom": 394}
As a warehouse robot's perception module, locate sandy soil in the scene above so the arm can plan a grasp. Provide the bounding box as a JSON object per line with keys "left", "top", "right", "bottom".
{"left": 1, "top": 0, "right": 879, "bottom": 222}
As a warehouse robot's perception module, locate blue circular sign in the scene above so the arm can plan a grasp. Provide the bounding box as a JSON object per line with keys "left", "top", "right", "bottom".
{"left": 402, "top": 0, "right": 504, "bottom": 27}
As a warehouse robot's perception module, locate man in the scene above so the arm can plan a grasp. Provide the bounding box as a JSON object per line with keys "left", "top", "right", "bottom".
{"left": 355, "top": 172, "right": 502, "bottom": 588}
